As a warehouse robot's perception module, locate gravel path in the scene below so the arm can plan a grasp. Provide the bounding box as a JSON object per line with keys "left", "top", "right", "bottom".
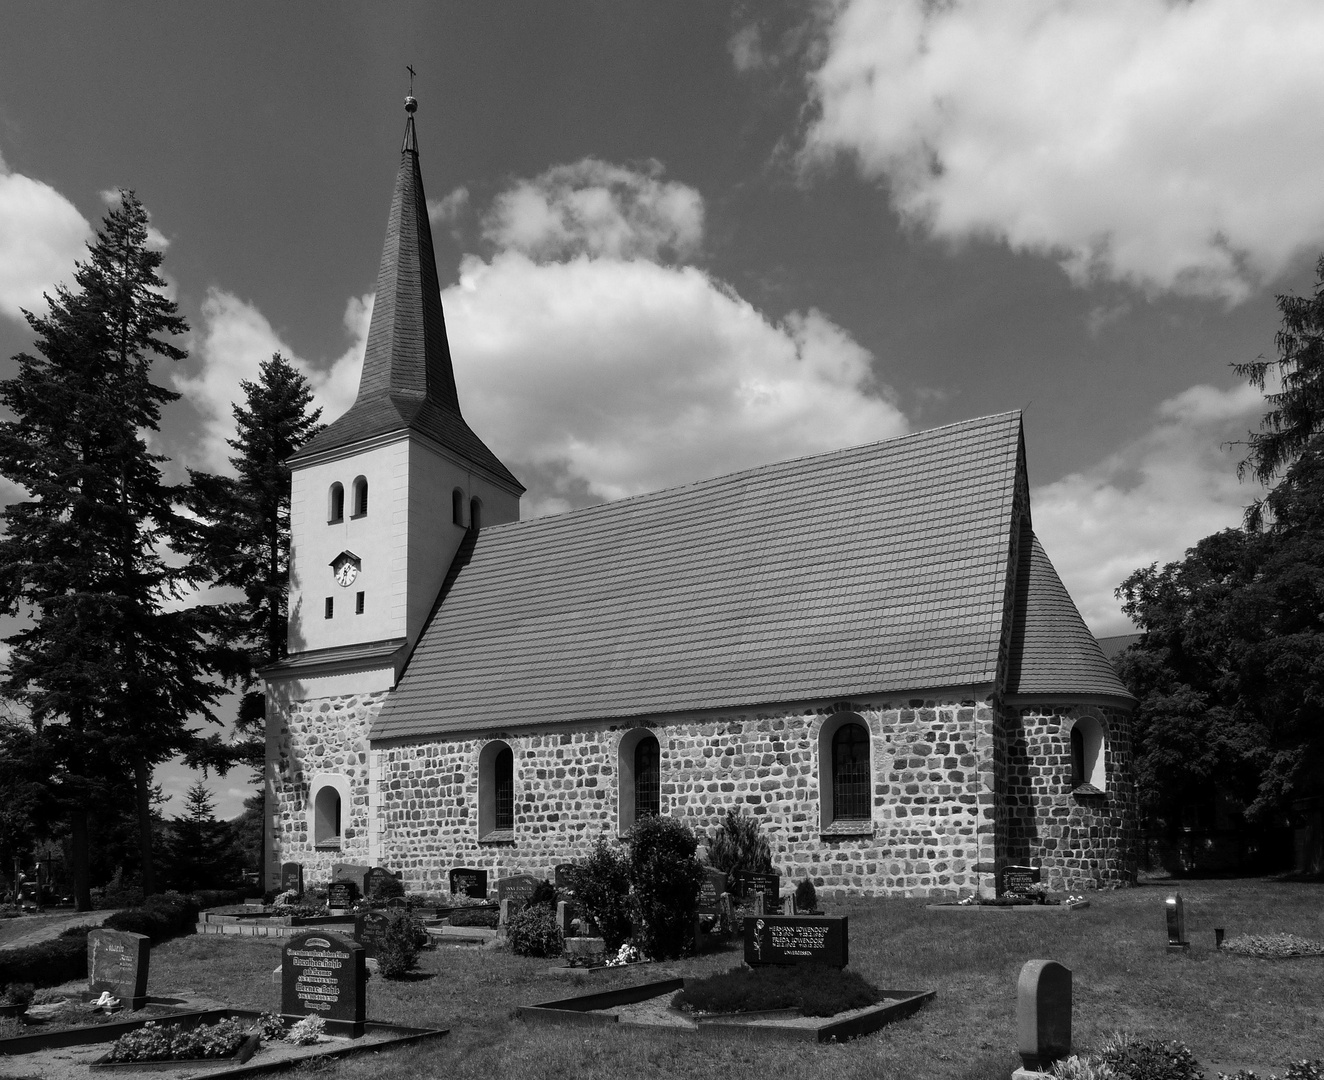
{"left": 0, "top": 911, "right": 115, "bottom": 951}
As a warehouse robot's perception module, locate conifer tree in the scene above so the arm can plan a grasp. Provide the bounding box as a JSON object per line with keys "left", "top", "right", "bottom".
{"left": 163, "top": 780, "right": 241, "bottom": 892}
{"left": 0, "top": 191, "right": 226, "bottom": 908}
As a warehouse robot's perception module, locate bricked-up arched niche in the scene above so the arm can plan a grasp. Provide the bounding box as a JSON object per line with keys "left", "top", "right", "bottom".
{"left": 452, "top": 488, "right": 465, "bottom": 527}
{"left": 817, "top": 712, "right": 874, "bottom": 830}
{"left": 309, "top": 774, "right": 350, "bottom": 849}
{"left": 351, "top": 475, "right": 368, "bottom": 517}
{"left": 478, "top": 740, "right": 515, "bottom": 837}
{"left": 328, "top": 482, "right": 344, "bottom": 523}
{"left": 1069, "top": 716, "right": 1106, "bottom": 791}
{"left": 617, "top": 728, "right": 661, "bottom": 834}
{"left": 470, "top": 497, "right": 483, "bottom": 532}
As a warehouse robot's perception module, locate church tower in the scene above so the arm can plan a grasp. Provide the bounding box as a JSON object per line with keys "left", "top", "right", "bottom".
{"left": 263, "top": 96, "right": 521, "bottom": 885}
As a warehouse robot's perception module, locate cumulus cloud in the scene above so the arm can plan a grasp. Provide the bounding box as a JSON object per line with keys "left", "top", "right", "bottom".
{"left": 0, "top": 153, "right": 92, "bottom": 323}
{"left": 174, "top": 289, "right": 369, "bottom": 473}
{"left": 1032, "top": 381, "right": 1268, "bottom": 635}
{"left": 483, "top": 159, "right": 704, "bottom": 263}
{"left": 428, "top": 186, "right": 469, "bottom": 225}
{"left": 445, "top": 252, "right": 905, "bottom": 514}
{"left": 801, "top": 0, "right": 1324, "bottom": 302}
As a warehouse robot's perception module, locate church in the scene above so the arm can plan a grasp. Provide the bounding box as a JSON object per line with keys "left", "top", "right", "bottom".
{"left": 263, "top": 98, "right": 1138, "bottom": 899}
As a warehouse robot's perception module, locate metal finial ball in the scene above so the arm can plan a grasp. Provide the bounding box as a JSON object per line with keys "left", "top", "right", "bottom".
{"left": 404, "top": 95, "right": 418, "bottom": 114}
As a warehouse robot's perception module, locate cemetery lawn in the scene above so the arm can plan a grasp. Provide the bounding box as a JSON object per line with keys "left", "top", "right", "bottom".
{"left": 139, "top": 876, "right": 1322, "bottom": 1080}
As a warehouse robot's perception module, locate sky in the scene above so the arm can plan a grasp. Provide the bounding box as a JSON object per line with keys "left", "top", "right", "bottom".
{"left": 2, "top": 0, "right": 1323, "bottom": 818}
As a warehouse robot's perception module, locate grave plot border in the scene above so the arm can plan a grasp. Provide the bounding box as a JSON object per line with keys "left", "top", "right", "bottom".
{"left": 924, "top": 901, "right": 1090, "bottom": 913}
{"left": 0, "top": 1007, "right": 448, "bottom": 1078}
{"left": 518, "top": 979, "right": 935, "bottom": 1044}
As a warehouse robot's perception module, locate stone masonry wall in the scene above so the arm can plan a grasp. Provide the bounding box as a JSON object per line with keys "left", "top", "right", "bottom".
{"left": 1001, "top": 702, "right": 1139, "bottom": 891}
{"left": 372, "top": 695, "right": 1000, "bottom": 898}
{"left": 268, "top": 691, "right": 387, "bottom": 882}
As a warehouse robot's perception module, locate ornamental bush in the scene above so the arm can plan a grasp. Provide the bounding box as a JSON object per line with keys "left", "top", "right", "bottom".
{"left": 376, "top": 911, "right": 422, "bottom": 979}
{"left": 627, "top": 815, "right": 704, "bottom": 960}
{"left": 794, "top": 878, "right": 818, "bottom": 912}
{"left": 0, "top": 933, "right": 87, "bottom": 988}
{"left": 104, "top": 891, "right": 199, "bottom": 943}
{"left": 1095, "top": 1034, "right": 1203, "bottom": 1080}
{"left": 705, "top": 809, "right": 772, "bottom": 879}
{"left": 449, "top": 906, "right": 499, "bottom": 928}
{"left": 567, "top": 837, "right": 633, "bottom": 952}
{"left": 506, "top": 904, "right": 564, "bottom": 958}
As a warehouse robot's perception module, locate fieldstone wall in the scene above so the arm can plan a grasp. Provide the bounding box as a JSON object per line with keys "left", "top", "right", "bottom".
{"left": 1001, "top": 702, "right": 1139, "bottom": 891}
{"left": 268, "top": 691, "right": 387, "bottom": 881}
{"left": 370, "top": 695, "right": 1000, "bottom": 898}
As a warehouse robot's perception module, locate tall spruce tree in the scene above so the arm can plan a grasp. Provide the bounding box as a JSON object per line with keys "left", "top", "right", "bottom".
{"left": 0, "top": 191, "right": 226, "bottom": 908}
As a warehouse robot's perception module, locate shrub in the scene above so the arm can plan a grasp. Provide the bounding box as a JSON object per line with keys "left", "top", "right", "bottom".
{"left": 1049, "top": 1056, "right": 1119, "bottom": 1080}
{"left": 567, "top": 837, "right": 633, "bottom": 952}
{"left": 286, "top": 1014, "right": 324, "bottom": 1045}
{"left": 0, "top": 934, "right": 87, "bottom": 988}
{"left": 0, "top": 983, "right": 34, "bottom": 1007}
{"left": 449, "top": 906, "right": 499, "bottom": 928}
{"left": 627, "top": 815, "right": 705, "bottom": 960}
{"left": 107, "top": 1018, "right": 248, "bottom": 1063}
{"left": 675, "top": 964, "right": 879, "bottom": 1018}
{"left": 368, "top": 874, "right": 405, "bottom": 903}
{"left": 1097, "top": 1034, "right": 1203, "bottom": 1080}
{"left": 376, "top": 911, "right": 422, "bottom": 979}
{"left": 507, "top": 904, "right": 564, "bottom": 958}
{"left": 189, "top": 889, "right": 242, "bottom": 910}
{"left": 794, "top": 878, "right": 818, "bottom": 912}
{"left": 528, "top": 879, "right": 558, "bottom": 909}
{"left": 705, "top": 809, "right": 773, "bottom": 879}
{"left": 104, "top": 892, "right": 199, "bottom": 944}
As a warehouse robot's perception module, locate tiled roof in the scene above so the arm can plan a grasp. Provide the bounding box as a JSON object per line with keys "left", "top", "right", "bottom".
{"left": 1005, "top": 524, "right": 1133, "bottom": 700}
{"left": 372, "top": 412, "right": 1028, "bottom": 740}
{"left": 1095, "top": 633, "right": 1142, "bottom": 661}
{"left": 290, "top": 112, "right": 521, "bottom": 491}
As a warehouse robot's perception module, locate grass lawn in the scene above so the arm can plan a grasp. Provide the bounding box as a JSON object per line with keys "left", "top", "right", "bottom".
{"left": 127, "top": 877, "right": 1323, "bottom": 1080}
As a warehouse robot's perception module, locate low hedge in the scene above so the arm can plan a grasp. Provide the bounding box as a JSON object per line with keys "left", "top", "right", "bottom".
{"left": 188, "top": 890, "right": 243, "bottom": 911}
{"left": 103, "top": 892, "right": 199, "bottom": 944}
{"left": 0, "top": 932, "right": 89, "bottom": 989}
{"left": 449, "top": 907, "right": 499, "bottom": 928}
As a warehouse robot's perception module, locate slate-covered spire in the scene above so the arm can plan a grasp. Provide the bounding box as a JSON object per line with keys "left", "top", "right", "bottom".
{"left": 291, "top": 97, "right": 521, "bottom": 490}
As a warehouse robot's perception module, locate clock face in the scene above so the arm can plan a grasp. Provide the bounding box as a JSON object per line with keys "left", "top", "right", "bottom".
{"left": 335, "top": 562, "right": 359, "bottom": 587}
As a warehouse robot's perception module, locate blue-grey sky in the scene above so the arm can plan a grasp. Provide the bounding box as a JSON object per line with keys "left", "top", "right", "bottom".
{"left": 2, "top": 1, "right": 1321, "bottom": 815}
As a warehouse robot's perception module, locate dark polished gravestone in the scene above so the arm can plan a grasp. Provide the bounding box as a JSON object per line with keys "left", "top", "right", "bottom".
{"left": 1016, "top": 959, "right": 1072, "bottom": 1072}
{"left": 496, "top": 874, "right": 539, "bottom": 915}
{"left": 553, "top": 863, "right": 577, "bottom": 894}
{"left": 734, "top": 870, "right": 780, "bottom": 909}
{"left": 280, "top": 862, "right": 304, "bottom": 897}
{"left": 696, "top": 868, "right": 728, "bottom": 916}
{"left": 365, "top": 866, "right": 402, "bottom": 900}
{"left": 333, "top": 863, "right": 372, "bottom": 894}
{"left": 354, "top": 910, "right": 391, "bottom": 960}
{"left": 87, "top": 928, "right": 150, "bottom": 1010}
{"left": 327, "top": 880, "right": 360, "bottom": 911}
{"left": 282, "top": 931, "right": 366, "bottom": 1037}
{"left": 744, "top": 915, "right": 848, "bottom": 969}
{"left": 1166, "top": 893, "right": 1190, "bottom": 953}
{"left": 449, "top": 867, "right": 488, "bottom": 900}
{"left": 1001, "top": 864, "right": 1042, "bottom": 896}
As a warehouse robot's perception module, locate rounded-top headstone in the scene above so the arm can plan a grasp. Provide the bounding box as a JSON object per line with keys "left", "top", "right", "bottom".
{"left": 1017, "top": 959, "right": 1072, "bottom": 1071}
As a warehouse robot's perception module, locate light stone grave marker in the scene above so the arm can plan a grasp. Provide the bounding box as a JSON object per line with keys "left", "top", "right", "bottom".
{"left": 1015, "top": 959, "right": 1071, "bottom": 1075}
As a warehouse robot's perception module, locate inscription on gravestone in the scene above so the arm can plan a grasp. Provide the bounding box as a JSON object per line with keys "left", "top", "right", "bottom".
{"left": 88, "top": 928, "right": 150, "bottom": 1009}
{"left": 1001, "top": 865, "right": 1041, "bottom": 896}
{"left": 333, "top": 863, "right": 372, "bottom": 893}
{"left": 282, "top": 931, "right": 365, "bottom": 1037}
{"left": 449, "top": 867, "right": 487, "bottom": 900}
{"left": 553, "top": 863, "right": 577, "bottom": 893}
{"left": 354, "top": 910, "right": 390, "bottom": 960}
{"left": 1017, "top": 959, "right": 1072, "bottom": 1071}
{"left": 280, "top": 862, "right": 304, "bottom": 896}
{"left": 365, "top": 866, "right": 400, "bottom": 900}
{"left": 744, "top": 916, "right": 848, "bottom": 969}
{"left": 327, "top": 880, "right": 359, "bottom": 911}
{"left": 496, "top": 874, "right": 538, "bottom": 915}
{"left": 696, "top": 868, "right": 727, "bottom": 916}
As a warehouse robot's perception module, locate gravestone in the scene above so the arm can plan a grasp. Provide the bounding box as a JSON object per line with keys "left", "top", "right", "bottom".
{"left": 386, "top": 896, "right": 406, "bottom": 910}
{"left": 696, "top": 868, "right": 727, "bottom": 916}
{"left": 332, "top": 863, "right": 372, "bottom": 894}
{"left": 365, "top": 866, "right": 401, "bottom": 901}
{"left": 280, "top": 862, "right": 304, "bottom": 897}
{"left": 553, "top": 863, "right": 577, "bottom": 895}
{"left": 556, "top": 900, "right": 574, "bottom": 939}
{"left": 744, "top": 915, "right": 848, "bottom": 969}
{"left": 282, "top": 931, "right": 365, "bottom": 1037}
{"left": 1001, "top": 864, "right": 1041, "bottom": 896}
{"left": 87, "top": 928, "right": 150, "bottom": 1010}
{"left": 449, "top": 867, "right": 487, "bottom": 900}
{"left": 734, "top": 870, "right": 780, "bottom": 909}
{"left": 1016, "top": 959, "right": 1072, "bottom": 1072}
{"left": 496, "top": 874, "right": 539, "bottom": 916}
{"left": 1166, "top": 893, "right": 1189, "bottom": 953}
{"left": 353, "top": 910, "right": 390, "bottom": 960}
{"left": 327, "top": 880, "right": 359, "bottom": 911}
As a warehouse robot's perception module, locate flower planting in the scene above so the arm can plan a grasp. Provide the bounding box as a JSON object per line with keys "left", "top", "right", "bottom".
{"left": 674, "top": 964, "right": 880, "bottom": 1018}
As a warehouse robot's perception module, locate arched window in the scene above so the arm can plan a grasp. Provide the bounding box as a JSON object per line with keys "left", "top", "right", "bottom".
{"left": 478, "top": 740, "right": 515, "bottom": 838}
{"left": 328, "top": 482, "right": 344, "bottom": 523}
{"left": 351, "top": 476, "right": 368, "bottom": 517}
{"left": 470, "top": 497, "right": 482, "bottom": 531}
{"left": 617, "top": 728, "right": 662, "bottom": 834}
{"left": 311, "top": 779, "right": 346, "bottom": 848}
{"left": 1069, "top": 716, "right": 1106, "bottom": 792}
{"left": 452, "top": 488, "right": 465, "bottom": 527}
{"left": 817, "top": 712, "right": 873, "bottom": 831}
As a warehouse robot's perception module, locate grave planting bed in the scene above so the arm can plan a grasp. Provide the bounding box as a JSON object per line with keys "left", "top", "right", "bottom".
{"left": 518, "top": 978, "right": 935, "bottom": 1044}
{"left": 0, "top": 1008, "right": 447, "bottom": 1080}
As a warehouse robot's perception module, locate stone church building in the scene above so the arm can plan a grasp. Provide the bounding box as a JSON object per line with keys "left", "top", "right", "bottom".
{"left": 263, "top": 101, "right": 1138, "bottom": 898}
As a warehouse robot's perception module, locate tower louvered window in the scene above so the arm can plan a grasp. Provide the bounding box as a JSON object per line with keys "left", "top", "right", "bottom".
{"left": 832, "top": 723, "right": 870, "bottom": 821}
{"left": 494, "top": 746, "right": 514, "bottom": 831}
{"left": 634, "top": 736, "right": 660, "bottom": 820}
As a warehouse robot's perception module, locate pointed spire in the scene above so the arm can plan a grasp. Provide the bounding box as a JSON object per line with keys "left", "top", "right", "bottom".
{"left": 292, "top": 96, "right": 521, "bottom": 491}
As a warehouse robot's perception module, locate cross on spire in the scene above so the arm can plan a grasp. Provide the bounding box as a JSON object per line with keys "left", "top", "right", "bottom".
{"left": 407, "top": 64, "right": 416, "bottom": 95}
